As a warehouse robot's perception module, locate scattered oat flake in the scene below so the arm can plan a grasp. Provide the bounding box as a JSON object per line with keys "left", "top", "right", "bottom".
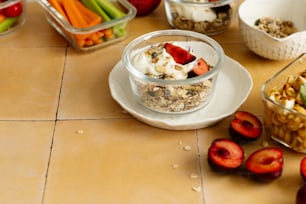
{"left": 189, "top": 173, "right": 199, "bottom": 179}
{"left": 261, "top": 140, "right": 269, "bottom": 147}
{"left": 177, "top": 141, "right": 183, "bottom": 145}
{"left": 172, "top": 164, "right": 179, "bottom": 169}
{"left": 183, "top": 146, "right": 192, "bottom": 151}
{"left": 192, "top": 186, "right": 201, "bottom": 192}
{"left": 76, "top": 129, "right": 84, "bottom": 134}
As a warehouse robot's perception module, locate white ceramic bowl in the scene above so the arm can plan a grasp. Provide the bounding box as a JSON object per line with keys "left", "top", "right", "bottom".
{"left": 238, "top": 0, "right": 306, "bottom": 60}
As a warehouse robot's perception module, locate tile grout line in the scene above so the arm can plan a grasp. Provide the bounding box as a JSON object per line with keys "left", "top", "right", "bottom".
{"left": 41, "top": 46, "right": 69, "bottom": 204}
{"left": 196, "top": 129, "right": 206, "bottom": 204}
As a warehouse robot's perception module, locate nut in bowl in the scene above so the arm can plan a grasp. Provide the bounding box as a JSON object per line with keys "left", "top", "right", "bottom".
{"left": 262, "top": 53, "right": 306, "bottom": 153}
{"left": 122, "top": 30, "right": 224, "bottom": 114}
{"left": 238, "top": 0, "right": 306, "bottom": 61}
{"left": 164, "top": 0, "right": 238, "bottom": 36}
{"left": 0, "top": 0, "right": 26, "bottom": 36}
{"left": 38, "top": 0, "right": 136, "bottom": 52}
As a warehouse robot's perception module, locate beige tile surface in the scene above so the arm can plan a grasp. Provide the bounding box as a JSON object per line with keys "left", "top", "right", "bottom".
{"left": 1, "top": 0, "right": 305, "bottom": 204}
{"left": 0, "top": 121, "right": 54, "bottom": 204}
{"left": 44, "top": 119, "right": 202, "bottom": 204}
{"left": 0, "top": 47, "right": 65, "bottom": 120}
{"left": 57, "top": 46, "right": 129, "bottom": 120}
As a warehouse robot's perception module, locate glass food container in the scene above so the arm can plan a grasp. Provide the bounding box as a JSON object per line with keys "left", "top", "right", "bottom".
{"left": 262, "top": 53, "right": 306, "bottom": 153}
{"left": 0, "top": 0, "right": 26, "bottom": 36}
{"left": 164, "top": 0, "right": 238, "bottom": 35}
{"left": 38, "top": 0, "right": 136, "bottom": 52}
{"left": 122, "top": 29, "right": 225, "bottom": 114}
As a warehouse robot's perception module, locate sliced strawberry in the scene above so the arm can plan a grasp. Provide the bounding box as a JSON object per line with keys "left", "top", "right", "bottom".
{"left": 192, "top": 58, "right": 209, "bottom": 76}
{"left": 245, "top": 147, "right": 283, "bottom": 182}
{"left": 207, "top": 138, "right": 244, "bottom": 172}
{"left": 300, "top": 157, "right": 306, "bottom": 182}
{"left": 229, "top": 111, "right": 263, "bottom": 143}
{"left": 164, "top": 43, "right": 196, "bottom": 65}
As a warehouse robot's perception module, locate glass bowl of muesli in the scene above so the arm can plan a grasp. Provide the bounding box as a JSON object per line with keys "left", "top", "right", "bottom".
{"left": 164, "top": 0, "right": 238, "bottom": 35}
{"left": 122, "top": 29, "right": 224, "bottom": 114}
{"left": 262, "top": 53, "right": 306, "bottom": 153}
{"left": 238, "top": 0, "right": 306, "bottom": 61}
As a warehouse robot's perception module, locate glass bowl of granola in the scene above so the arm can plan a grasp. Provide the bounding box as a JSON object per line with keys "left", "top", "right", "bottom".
{"left": 262, "top": 53, "right": 306, "bottom": 153}
{"left": 238, "top": 0, "right": 306, "bottom": 60}
{"left": 164, "top": 0, "right": 238, "bottom": 36}
{"left": 122, "top": 29, "right": 224, "bottom": 114}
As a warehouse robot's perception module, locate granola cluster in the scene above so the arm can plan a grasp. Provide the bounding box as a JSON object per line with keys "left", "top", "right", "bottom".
{"left": 264, "top": 70, "right": 306, "bottom": 152}
{"left": 254, "top": 17, "right": 297, "bottom": 38}
{"left": 134, "top": 79, "right": 212, "bottom": 113}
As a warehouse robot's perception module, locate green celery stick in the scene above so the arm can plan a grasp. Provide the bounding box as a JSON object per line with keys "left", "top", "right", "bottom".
{"left": 112, "top": 22, "right": 126, "bottom": 37}
{"left": 81, "top": 0, "right": 111, "bottom": 21}
{"left": 300, "top": 83, "right": 306, "bottom": 107}
{"left": 94, "top": 0, "right": 126, "bottom": 19}
{"left": 94, "top": 0, "right": 127, "bottom": 37}
{"left": 0, "top": 17, "right": 17, "bottom": 33}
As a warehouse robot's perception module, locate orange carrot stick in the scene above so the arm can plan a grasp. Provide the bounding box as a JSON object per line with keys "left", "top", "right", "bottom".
{"left": 76, "top": 39, "right": 86, "bottom": 48}
{"left": 101, "top": 28, "right": 113, "bottom": 39}
{"left": 74, "top": 0, "right": 102, "bottom": 26}
{"left": 96, "top": 31, "right": 104, "bottom": 38}
{"left": 54, "top": 0, "right": 103, "bottom": 47}
{"left": 62, "top": 0, "right": 88, "bottom": 28}
{"left": 48, "top": 0, "right": 68, "bottom": 21}
{"left": 62, "top": 0, "right": 91, "bottom": 41}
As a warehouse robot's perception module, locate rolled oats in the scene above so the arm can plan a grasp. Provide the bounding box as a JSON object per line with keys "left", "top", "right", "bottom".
{"left": 171, "top": 5, "right": 232, "bottom": 34}
{"left": 134, "top": 79, "right": 212, "bottom": 113}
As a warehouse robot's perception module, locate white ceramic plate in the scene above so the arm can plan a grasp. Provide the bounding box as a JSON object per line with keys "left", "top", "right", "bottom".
{"left": 109, "top": 56, "right": 253, "bottom": 130}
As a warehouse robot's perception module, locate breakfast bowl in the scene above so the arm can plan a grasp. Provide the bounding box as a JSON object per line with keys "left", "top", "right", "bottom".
{"left": 38, "top": 0, "right": 136, "bottom": 52}
{"left": 164, "top": 0, "right": 238, "bottom": 35}
{"left": 122, "top": 29, "right": 224, "bottom": 114}
{"left": 238, "top": 0, "right": 306, "bottom": 61}
{"left": 0, "top": 0, "right": 26, "bottom": 36}
{"left": 262, "top": 53, "right": 306, "bottom": 153}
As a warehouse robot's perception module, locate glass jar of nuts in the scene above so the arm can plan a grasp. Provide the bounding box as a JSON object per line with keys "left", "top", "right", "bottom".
{"left": 262, "top": 53, "right": 306, "bottom": 153}
{"left": 164, "top": 0, "right": 238, "bottom": 35}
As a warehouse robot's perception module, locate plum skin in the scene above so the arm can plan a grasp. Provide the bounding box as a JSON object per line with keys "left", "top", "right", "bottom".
{"left": 297, "top": 184, "right": 306, "bottom": 204}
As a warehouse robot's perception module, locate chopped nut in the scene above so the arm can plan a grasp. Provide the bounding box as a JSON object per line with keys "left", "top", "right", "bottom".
{"left": 261, "top": 141, "right": 269, "bottom": 147}
{"left": 192, "top": 186, "right": 201, "bottom": 192}
{"left": 189, "top": 173, "right": 199, "bottom": 179}
{"left": 183, "top": 146, "right": 192, "bottom": 151}
{"left": 76, "top": 129, "right": 84, "bottom": 134}
{"left": 172, "top": 164, "right": 179, "bottom": 169}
